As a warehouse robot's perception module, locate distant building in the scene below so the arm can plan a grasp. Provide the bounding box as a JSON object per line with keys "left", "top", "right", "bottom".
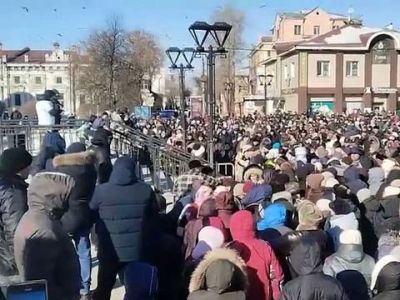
{"left": 246, "top": 7, "right": 367, "bottom": 114}
{"left": 276, "top": 25, "right": 400, "bottom": 113}
{"left": 0, "top": 43, "right": 87, "bottom": 115}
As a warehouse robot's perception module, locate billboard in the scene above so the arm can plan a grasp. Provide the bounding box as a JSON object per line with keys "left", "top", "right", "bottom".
{"left": 190, "top": 96, "right": 203, "bottom": 117}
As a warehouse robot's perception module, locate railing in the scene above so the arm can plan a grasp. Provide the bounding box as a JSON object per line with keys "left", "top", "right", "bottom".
{"left": 0, "top": 121, "right": 200, "bottom": 192}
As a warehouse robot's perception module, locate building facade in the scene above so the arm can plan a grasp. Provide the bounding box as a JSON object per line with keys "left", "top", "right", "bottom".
{"left": 245, "top": 7, "right": 361, "bottom": 115}
{"left": 278, "top": 25, "right": 400, "bottom": 113}
{"left": 0, "top": 43, "right": 86, "bottom": 115}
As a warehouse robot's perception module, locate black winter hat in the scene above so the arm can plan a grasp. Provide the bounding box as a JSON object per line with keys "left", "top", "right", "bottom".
{"left": 66, "top": 142, "right": 86, "bottom": 154}
{"left": 0, "top": 148, "right": 32, "bottom": 175}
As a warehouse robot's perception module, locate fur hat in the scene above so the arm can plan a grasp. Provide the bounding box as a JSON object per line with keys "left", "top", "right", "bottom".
{"left": 316, "top": 146, "right": 328, "bottom": 159}
{"left": 296, "top": 200, "right": 324, "bottom": 231}
{"left": 322, "top": 178, "right": 339, "bottom": 189}
{"left": 339, "top": 229, "right": 362, "bottom": 245}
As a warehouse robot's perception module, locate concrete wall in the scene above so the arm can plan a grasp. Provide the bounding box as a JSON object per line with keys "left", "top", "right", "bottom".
{"left": 372, "top": 64, "right": 390, "bottom": 87}
{"left": 343, "top": 54, "right": 365, "bottom": 88}
{"left": 308, "top": 53, "right": 336, "bottom": 88}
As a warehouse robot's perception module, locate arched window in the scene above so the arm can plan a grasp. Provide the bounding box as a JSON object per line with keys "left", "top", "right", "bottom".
{"left": 371, "top": 37, "right": 394, "bottom": 64}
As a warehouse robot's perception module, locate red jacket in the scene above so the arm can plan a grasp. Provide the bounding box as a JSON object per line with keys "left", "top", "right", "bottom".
{"left": 230, "top": 210, "right": 284, "bottom": 300}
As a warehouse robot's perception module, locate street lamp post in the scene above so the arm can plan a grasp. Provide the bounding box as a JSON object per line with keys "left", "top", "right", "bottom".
{"left": 166, "top": 47, "right": 196, "bottom": 150}
{"left": 258, "top": 72, "right": 274, "bottom": 115}
{"left": 189, "top": 21, "right": 232, "bottom": 168}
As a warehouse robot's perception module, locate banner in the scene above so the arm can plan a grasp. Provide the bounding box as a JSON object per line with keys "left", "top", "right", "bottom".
{"left": 134, "top": 106, "right": 151, "bottom": 120}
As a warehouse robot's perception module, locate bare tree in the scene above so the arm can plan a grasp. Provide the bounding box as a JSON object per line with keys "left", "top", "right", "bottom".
{"left": 210, "top": 5, "right": 245, "bottom": 113}
{"left": 79, "top": 19, "right": 162, "bottom": 111}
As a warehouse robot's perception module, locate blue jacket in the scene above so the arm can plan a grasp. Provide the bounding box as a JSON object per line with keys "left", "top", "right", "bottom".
{"left": 257, "top": 203, "right": 287, "bottom": 231}
{"left": 90, "top": 156, "right": 156, "bottom": 262}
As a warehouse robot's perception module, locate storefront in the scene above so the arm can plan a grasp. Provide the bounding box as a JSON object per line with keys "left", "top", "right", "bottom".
{"left": 309, "top": 97, "right": 334, "bottom": 113}
{"left": 345, "top": 96, "right": 364, "bottom": 113}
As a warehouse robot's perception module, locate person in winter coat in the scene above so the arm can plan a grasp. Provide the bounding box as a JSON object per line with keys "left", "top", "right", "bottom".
{"left": 215, "top": 191, "right": 237, "bottom": 231}
{"left": 371, "top": 256, "right": 400, "bottom": 300}
{"left": 0, "top": 148, "right": 32, "bottom": 284}
{"left": 323, "top": 230, "right": 375, "bottom": 286}
{"left": 188, "top": 248, "right": 248, "bottom": 300}
{"left": 183, "top": 198, "right": 227, "bottom": 259}
{"left": 90, "top": 127, "right": 113, "bottom": 184}
{"left": 53, "top": 143, "right": 97, "bottom": 298}
{"left": 257, "top": 203, "right": 293, "bottom": 246}
{"left": 14, "top": 172, "right": 80, "bottom": 300}
{"left": 42, "top": 130, "right": 66, "bottom": 155}
{"left": 280, "top": 239, "right": 349, "bottom": 300}
{"left": 369, "top": 167, "right": 385, "bottom": 196}
{"left": 230, "top": 210, "right": 284, "bottom": 300}
{"left": 30, "top": 146, "right": 57, "bottom": 175}
{"left": 123, "top": 261, "right": 158, "bottom": 300}
{"left": 90, "top": 156, "right": 156, "bottom": 300}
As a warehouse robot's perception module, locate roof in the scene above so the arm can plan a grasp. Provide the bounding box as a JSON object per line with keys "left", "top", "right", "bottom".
{"left": 260, "top": 36, "right": 272, "bottom": 43}
{"left": 2, "top": 50, "right": 52, "bottom": 63}
{"left": 277, "top": 25, "right": 400, "bottom": 55}
{"left": 278, "top": 7, "right": 356, "bottom": 21}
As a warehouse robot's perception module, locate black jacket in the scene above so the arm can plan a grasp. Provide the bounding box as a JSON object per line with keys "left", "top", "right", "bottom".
{"left": 90, "top": 156, "right": 155, "bottom": 262}
{"left": 89, "top": 145, "right": 112, "bottom": 184}
{"left": 0, "top": 175, "right": 28, "bottom": 277}
{"left": 53, "top": 151, "right": 97, "bottom": 234}
{"left": 280, "top": 239, "right": 348, "bottom": 300}
{"left": 373, "top": 261, "right": 400, "bottom": 300}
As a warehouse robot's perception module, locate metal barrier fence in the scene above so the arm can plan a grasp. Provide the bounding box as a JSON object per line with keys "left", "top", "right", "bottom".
{"left": 0, "top": 121, "right": 211, "bottom": 192}
{"left": 216, "top": 162, "right": 235, "bottom": 178}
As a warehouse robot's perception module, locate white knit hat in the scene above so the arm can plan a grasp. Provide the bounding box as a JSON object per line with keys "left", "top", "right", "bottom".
{"left": 357, "top": 188, "right": 372, "bottom": 203}
{"left": 381, "top": 159, "right": 396, "bottom": 178}
{"left": 339, "top": 229, "right": 362, "bottom": 245}
{"left": 198, "top": 226, "right": 224, "bottom": 249}
{"left": 382, "top": 186, "right": 400, "bottom": 199}
{"left": 322, "top": 178, "right": 339, "bottom": 189}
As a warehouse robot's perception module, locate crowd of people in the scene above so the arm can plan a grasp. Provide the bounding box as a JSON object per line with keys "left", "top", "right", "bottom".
{"left": 0, "top": 110, "right": 400, "bottom": 300}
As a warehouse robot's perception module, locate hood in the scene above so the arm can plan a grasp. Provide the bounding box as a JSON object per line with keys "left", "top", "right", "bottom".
{"left": 343, "top": 166, "right": 360, "bottom": 182}
{"left": 289, "top": 238, "right": 322, "bottom": 276}
{"left": 109, "top": 156, "right": 138, "bottom": 185}
{"left": 257, "top": 203, "right": 287, "bottom": 231}
{"left": 306, "top": 174, "right": 324, "bottom": 189}
{"left": 375, "top": 261, "right": 400, "bottom": 293}
{"left": 241, "top": 184, "right": 272, "bottom": 207}
{"left": 189, "top": 248, "right": 248, "bottom": 294}
{"left": 52, "top": 151, "right": 96, "bottom": 168}
{"left": 198, "top": 199, "right": 217, "bottom": 217}
{"left": 386, "top": 169, "right": 400, "bottom": 186}
{"left": 371, "top": 255, "right": 400, "bottom": 290}
{"left": 28, "top": 172, "right": 75, "bottom": 218}
{"left": 369, "top": 167, "right": 385, "bottom": 184}
{"left": 195, "top": 186, "right": 214, "bottom": 208}
{"left": 230, "top": 210, "right": 255, "bottom": 240}
{"left": 336, "top": 243, "right": 364, "bottom": 263}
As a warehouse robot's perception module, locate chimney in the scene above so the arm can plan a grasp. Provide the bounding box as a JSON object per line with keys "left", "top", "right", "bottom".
{"left": 24, "top": 54, "right": 29, "bottom": 63}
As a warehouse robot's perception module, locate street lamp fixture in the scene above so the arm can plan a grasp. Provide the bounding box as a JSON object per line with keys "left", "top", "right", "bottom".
{"left": 258, "top": 73, "right": 274, "bottom": 115}
{"left": 166, "top": 47, "right": 196, "bottom": 150}
{"left": 189, "top": 21, "right": 232, "bottom": 53}
{"left": 189, "top": 21, "right": 232, "bottom": 169}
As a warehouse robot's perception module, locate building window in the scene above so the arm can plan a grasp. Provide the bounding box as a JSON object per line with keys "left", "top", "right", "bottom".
{"left": 56, "top": 77, "right": 62, "bottom": 84}
{"left": 14, "top": 94, "right": 21, "bottom": 106}
{"left": 313, "top": 26, "right": 320, "bottom": 35}
{"left": 284, "top": 65, "right": 289, "bottom": 80}
{"left": 59, "top": 93, "right": 64, "bottom": 100}
{"left": 346, "top": 61, "right": 359, "bottom": 77}
{"left": 80, "top": 94, "right": 86, "bottom": 104}
{"left": 333, "top": 25, "right": 339, "bottom": 30}
{"left": 267, "top": 50, "right": 271, "bottom": 57}
{"left": 35, "top": 76, "right": 42, "bottom": 84}
{"left": 317, "top": 61, "right": 330, "bottom": 77}
{"left": 290, "top": 62, "right": 295, "bottom": 78}
{"left": 294, "top": 25, "right": 301, "bottom": 35}
{"left": 14, "top": 76, "right": 20, "bottom": 84}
